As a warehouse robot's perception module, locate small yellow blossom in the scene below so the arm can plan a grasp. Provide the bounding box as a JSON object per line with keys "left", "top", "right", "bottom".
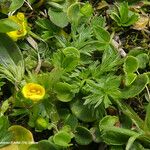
{"left": 7, "top": 12, "right": 27, "bottom": 41}
{"left": 22, "top": 83, "right": 45, "bottom": 101}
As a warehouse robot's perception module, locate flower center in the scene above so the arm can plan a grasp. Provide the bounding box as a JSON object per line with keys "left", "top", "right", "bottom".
{"left": 22, "top": 83, "right": 45, "bottom": 101}
{"left": 17, "top": 30, "right": 23, "bottom": 35}
{"left": 30, "top": 88, "right": 41, "bottom": 95}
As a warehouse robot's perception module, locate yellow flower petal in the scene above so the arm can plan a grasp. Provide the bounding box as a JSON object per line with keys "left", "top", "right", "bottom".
{"left": 22, "top": 83, "right": 45, "bottom": 102}
{"left": 17, "top": 12, "right": 25, "bottom": 21}
{"left": 7, "top": 12, "right": 28, "bottom": 41}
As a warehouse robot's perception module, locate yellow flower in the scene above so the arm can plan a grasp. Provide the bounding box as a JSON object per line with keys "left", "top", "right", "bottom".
{"left": 7, "top": 12, "right": 27, "bottom": 41}
{"left": 22, "top": 83, "right": 45, "bottom": 101}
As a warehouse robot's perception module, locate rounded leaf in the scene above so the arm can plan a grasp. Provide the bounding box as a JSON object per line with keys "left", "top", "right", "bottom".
{"left": 121, "top": 74, "right": 149, "bottom": 99}
{"left": 63, "top": 47, "right": 80, "bottom": 59}
{"left": 123, "top": 56, "right": 138, "bottom": 73}
{"left": 90, "top": 127, "right": 102, "bottom": 143}
{"left": 62, "top": 47, "right": 80, "bottom": 71}
{"left": 48, "top": 9, "right": 68, "bottom": 28}
{"left": 0, "top": 125, "right": 34, "bottom": 150}
{"left": 55, "top": 82, "right": 74, "bottom": 102}
{"left": 53, "top": 131, "right": 72, "bottom": 147}
{"left": 38, "top": 140, "right": 58, "bottom": 150}
{"left": 64, "top": 114, "right": 78, "bottom": 130}
{"left": 74, "top": 126, "right": 93, "bottom": 145}
{"left": 80, "top": 3, "right": 93, "bottom": 17}
{"left": 67, "top": 2, "right": 81, "bottom": 23}
{"left": 8, "top": 125, "right": 34, "bottom": 142}
{"left": 125, "top": 73, "right": 137, "bottom": 86}
{"left": 99, "top": 115, "right": 118, "bottom": 130}
{"left": 70, "top": 100, "right": 97, "bottom": 122}
{"left": 136, "top": 53, "right": 149, "bottom": 69}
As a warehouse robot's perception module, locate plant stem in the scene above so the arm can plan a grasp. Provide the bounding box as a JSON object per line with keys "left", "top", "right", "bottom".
{"left": 24, "top": 0, "right": 33, "bottom": 10}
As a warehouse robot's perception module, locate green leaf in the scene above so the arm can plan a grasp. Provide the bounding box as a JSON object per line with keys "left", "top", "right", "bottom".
{"left": 62, "top": 47, "right": 80, "bottom": 71}
{"left": 0, "top": 18, "right": 20, "bottom": 33}
{"left": 144, "top": 103, "right": 150, "bottom": 131}
{"left": 70, "top": 99, "right": 97, "bottom": 122}
{"left": 1, "top": 125, "right": 34, "bottom": 150}
{"left": 136, "top": 53, "right": 149, "bottom": 69}
{"left": 37, "top": 140, "right": 59, "bottom": 150}
{"left": 67, "top": 2, "right": 81, "bottom": 24}
{"left": 84, "top": 93, "right": 104, "bottom": 108}
{"left": 63, "top": 47, "right": 80, "bottom": 59}
{"left": 0, "top": 116, "right": 12, "bottom": 148}
{"left": 118, "top": 2, "right": 129, "bottom": 23}
{"left": 28, "top": 144, "right": 39, "bottom": 150}
{"left": 0, "top": 81, "right": 5, "bottom": 96}
{"left": 126, "top": 134, "right": 142, "bottom": 150}
{"left": 8, "top": 125, "right": 34, "bottom": 140}
{"left": 55, "top": 82, "right": 75, "bottom": 102}
{"left": 129, "top": 141, "right": 145, "bottom": 150}
{"left": 80, "top": 3, "right": 93, "bottom": 17}
{"left": 100, "top": 127, "right": 138, "bottom": 145}
{"left": 0, "top": 100, "right": 10, "bottom": 115}
{"left": 41, "top": 31, "right": 53, "bottom": 40}
{"left": 98, "top": 47, "right": 121, "bottom": 75}
{"left": 0, "top": 34, "right": 23, "bottom": 64}
{"left": 103, "top": 76, "right": 121, "bottom": 98}
{"left": 146, "top": 72, "right": 150, "bottom": 84}
{"left": 123, "top": 56, "right": 138, "bottom": 73}
{"left": 90, "top": 127, "right": 102, "bottom": 143}
{"left": 103, "top": 95, "right": 112, "bottom": 108}
{"left": 58, "top": 108, "right": 70, "bottom": 120}
{"left": 125, "top": 73, "right": 137, "bottom": 86}
{"left": 110, "top": 145, "right": 124, "bottom": 150}
{"left": 110, "top": 12, "right": 121, "bottom": 26}
{"left": 0, "top": 33, "right": 24, "bottom": 84}
{"left": 36, "top": 18, "right": 59, "bottom": 31}
{"left": 53, "top": 131, "right": 72, "bottom": 147}
{"left": 121, "top": 74, "right": 149, "bottom": 99}
{"left": 48, "top": 9, "right": 69, "bottom": 28}
{"left": 62, "top": 57, "right": 79, "bottom": 72}
{"left": 110, "top": 2, "right": 139, "bottom": 27}
{"left": 128, "top": 48, "right": 144, "bottom": 56}
{"left": 124, "top": 13, "right": 139, "bottom": 26}
{"left": 47, "top": 2, "right": 63, "bottom": 11}
{"left": 64, "top": 114, "right": 78, "bottom": 130}
{"left": 91, "top": 16, "right": 106, "bottom": 28}
{"left": 49, "top": 0, "right": 65, "bottom": 3}
{"left": 99, "top": 116, "right": 118, "bottom": 130}
{"left": 75, "top": 126, "right": 93, "bottom": 145}
{"left": 84, "top": 75, "right": 121, "bottom": 108}
{"left": 93, "top": 26, "right": 110, "bottom": 43}
{"left": 10, "top": 108, "right": 29, "bottom": 116}
{"left": 9, "top": 0, "right": 24, "bottom": 12}
{"left": 115, "top": 100, "right": 144, "bottom": 130}
{"left": 52, "top": 47, "right": 80, "bottom": 72}
{"left": 52, "top": 50, "right": 64, "bottom": 69}
{"left": 119, "top": 114, "right": 132, "bottom": 129}
{"left": 43, "top": 99, "right": 60, "bottom": 123}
